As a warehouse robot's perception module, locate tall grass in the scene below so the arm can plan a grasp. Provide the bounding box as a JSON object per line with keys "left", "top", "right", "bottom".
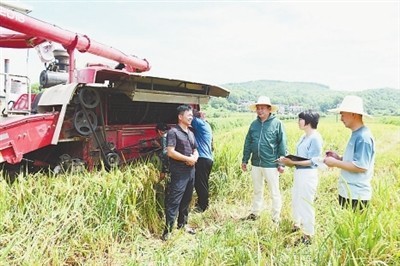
{"left": 0, "top": 115, "right": 399, "bottom": 265}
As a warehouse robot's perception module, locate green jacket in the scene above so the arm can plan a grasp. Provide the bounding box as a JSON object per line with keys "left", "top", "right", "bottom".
{"left": 242, "top": 114, "right": 287, "bottom": 168}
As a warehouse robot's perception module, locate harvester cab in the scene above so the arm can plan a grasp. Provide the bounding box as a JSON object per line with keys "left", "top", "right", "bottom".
{"left": 0, "top": 2, "right": 229, "bottom": 177}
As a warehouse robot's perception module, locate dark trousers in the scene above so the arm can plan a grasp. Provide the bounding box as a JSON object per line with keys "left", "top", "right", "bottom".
{"left": 164, "top": 168, "right": 195, "bottom": 232}
{"left": 339, "top": 195, "right": 369, "bottom": 211}
{"left": 194, "top": 158, "right": 214, "bottom": 211}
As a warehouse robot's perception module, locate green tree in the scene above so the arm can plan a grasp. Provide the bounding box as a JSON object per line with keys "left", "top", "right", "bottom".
{"left": 31, "top": 82, "right": 41, "bottom": 93}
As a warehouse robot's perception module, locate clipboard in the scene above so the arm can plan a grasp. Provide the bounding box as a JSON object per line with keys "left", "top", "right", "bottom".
{"left": 284, "top": 154, "right": 309, "bottom": 161}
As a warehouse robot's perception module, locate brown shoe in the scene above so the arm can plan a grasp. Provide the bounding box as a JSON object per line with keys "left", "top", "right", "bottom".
{"left": 294, "top": 235, "right": 312, "bottom": 246}
{"left": 291, "top": 225, "right": 301, "bottom": 233}
{"left": 178, "top": 225, "right": 196, "bottom": 235}
{"left": 242, "top": 213, "right": 259, "bottom": 221}
{"left": 186, "top": 227, "right": 196, "bottom": 235}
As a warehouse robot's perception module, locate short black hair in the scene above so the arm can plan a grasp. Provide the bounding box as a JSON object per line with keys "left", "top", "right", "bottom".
{"left": 156, "top": 122, "right": 169, "bottom": 132}
{"left": 177, "top": 105, "right": 192, "bottom": 116}
{"left": 298, "top": 110, "right": 320, "bottom": 129}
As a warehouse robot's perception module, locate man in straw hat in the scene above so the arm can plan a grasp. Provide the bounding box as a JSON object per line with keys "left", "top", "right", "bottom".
{"left": 324, "top": 95, "right": 375, "bottom": 211}
{"left": 241, "top": 96, "right": 287, "bottom": 223}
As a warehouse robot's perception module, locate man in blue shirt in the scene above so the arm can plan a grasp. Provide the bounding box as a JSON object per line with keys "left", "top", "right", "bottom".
{"left": 325, "top": 95, "right": 375, "bottom": 211}
{"left": 191, "top": 110, "right": 213, "bottom": 212}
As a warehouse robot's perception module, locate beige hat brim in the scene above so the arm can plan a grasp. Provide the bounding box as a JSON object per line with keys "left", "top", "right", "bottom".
{"left": 328, "top": 108, "right": 372, "bottom": 118}
{"left": 250, "top": 104, "right": 279, "bottom": 112}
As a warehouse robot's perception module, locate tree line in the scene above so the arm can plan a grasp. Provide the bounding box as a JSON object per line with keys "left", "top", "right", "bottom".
{"left": 209, "top": 80, "right": 400, "bottom": 116}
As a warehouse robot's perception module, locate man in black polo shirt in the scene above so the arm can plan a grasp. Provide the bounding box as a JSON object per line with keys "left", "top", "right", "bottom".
{"left": 162, "top": 105, "right": 199, "bottom": 241}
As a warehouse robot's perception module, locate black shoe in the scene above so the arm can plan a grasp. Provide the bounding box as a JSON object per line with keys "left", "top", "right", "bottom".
{"left": 242, "top": 213, "right": 259, "bottom": 221}
{"left": 192, "top": 206, "right": 205, "bottom": 213}
{"left": 294, "top": 235, "right": 312, "bottom": 246}
{"left": 161, "top": 231, "right": 170, "bottom": 241}
{"left": 177, "top": 223, "right": 184, "bottom": 229}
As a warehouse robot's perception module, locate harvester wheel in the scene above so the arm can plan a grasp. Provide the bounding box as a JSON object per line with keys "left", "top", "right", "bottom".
{"left": 54, "top": 155, "right": 85, "bottom": 174}
{"left": 79, "top": 87, "right": 100, "bottom": 108}
{"left": 105, "top": 152, "right": 120, "bottom": 168}
{"left": 73, "top": 110, "right": 98, "bottom": 135}
{"left": 59, "top": 154, "right": 72, "bottom": 163}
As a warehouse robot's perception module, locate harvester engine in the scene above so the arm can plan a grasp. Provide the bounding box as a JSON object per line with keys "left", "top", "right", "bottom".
{"left": 39, "top": 49, "right": 69, "bottom": 88}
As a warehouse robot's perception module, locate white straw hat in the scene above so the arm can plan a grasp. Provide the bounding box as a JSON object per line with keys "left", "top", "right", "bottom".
{"left": 249, "top": 96, "right": 279, "bottom": 112}
{"left": 328, "top": 95, "right": 371, "bottom": 117}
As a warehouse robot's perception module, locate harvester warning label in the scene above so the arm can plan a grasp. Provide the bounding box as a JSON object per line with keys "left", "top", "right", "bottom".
{"left": 0, "top": 133, "right": 9, "bottom": 141}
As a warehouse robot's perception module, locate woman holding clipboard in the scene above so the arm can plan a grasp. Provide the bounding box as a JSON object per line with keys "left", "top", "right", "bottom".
{"left": 278, "top": 110, "right": 324, "bottom": 246}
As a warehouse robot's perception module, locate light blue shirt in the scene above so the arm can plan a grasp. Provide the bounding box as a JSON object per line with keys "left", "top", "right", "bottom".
{"left": 296, "top": 131, "right": 323, "bottom": 169}
{"left": 339, "top": 126, "right": 375, "bottom": 200}
{"left": 191, "top": 117, "right": 213, "bottom": 161}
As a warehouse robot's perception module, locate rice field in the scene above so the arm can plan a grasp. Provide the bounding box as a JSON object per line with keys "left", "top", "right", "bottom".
{"left": 0, "top": 113, "right": 399, "bottom": 265}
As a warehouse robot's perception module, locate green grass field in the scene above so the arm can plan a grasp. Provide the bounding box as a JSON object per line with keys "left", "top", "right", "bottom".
{"left": 1, "top": 114, "right": 399, "bottom": 265}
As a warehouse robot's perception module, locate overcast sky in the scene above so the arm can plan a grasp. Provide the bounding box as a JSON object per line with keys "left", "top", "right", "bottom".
{"left": 1, "top": 0, "right": 399, "bottom": 91}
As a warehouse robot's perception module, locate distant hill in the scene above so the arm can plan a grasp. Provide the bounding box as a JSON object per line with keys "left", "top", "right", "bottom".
{"left": 210, "top": 80, "right": 400, "bottom": 115}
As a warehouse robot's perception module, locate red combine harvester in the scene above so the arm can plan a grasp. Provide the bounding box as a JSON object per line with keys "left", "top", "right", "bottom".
{"left": 0, "top": 3, "right": 229, "bottom": 177}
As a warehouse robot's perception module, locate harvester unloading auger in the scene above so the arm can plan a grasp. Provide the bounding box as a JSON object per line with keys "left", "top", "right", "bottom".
{"left": 0, "top": 2, "right": 229, "bottom": 177}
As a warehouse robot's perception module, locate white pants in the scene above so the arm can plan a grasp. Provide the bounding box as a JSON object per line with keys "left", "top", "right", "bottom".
{"left": 292, "top": 168, "right": 318, "bottom": 236}
{"left": 251, "top": 166, "right": 282, "bottom": 221}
